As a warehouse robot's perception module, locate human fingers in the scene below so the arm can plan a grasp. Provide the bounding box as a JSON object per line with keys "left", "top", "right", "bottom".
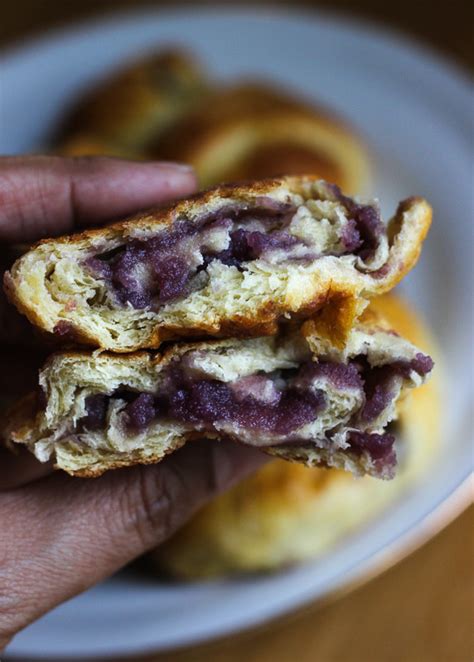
{"left": 0, "top": 155, "right": 196, "bottom": 242}
{"left": 0, "top": 440, "right": 266, "bottom": 649}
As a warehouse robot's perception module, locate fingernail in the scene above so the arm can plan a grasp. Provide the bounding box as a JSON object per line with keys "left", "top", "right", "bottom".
{"left": 152, "top": 161, "right": 195, "bottom": 173}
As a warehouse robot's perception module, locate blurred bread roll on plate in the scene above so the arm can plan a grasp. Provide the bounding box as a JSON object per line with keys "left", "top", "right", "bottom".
{"left": 57, "top": 49, "right": 211, "bottom": 156}
{"left": 158, "top": 82, "right": 371, "bottom": 193}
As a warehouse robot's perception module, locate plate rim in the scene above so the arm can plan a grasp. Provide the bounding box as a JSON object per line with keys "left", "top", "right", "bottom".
{"left": 2, "top": 6, "right": 473, "bottom": 659}
{"left": 8, "top": 476, "right": 472, "bottom": 661}
{"left": 1, "top": 4, "right": 473, "bottom": 86}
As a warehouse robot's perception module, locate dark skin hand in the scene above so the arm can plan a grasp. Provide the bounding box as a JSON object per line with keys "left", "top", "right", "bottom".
{"left": 0, "top": 156, "right": 267, "bottom": 651}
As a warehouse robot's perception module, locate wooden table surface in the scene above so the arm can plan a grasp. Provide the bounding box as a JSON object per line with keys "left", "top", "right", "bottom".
{"left": 1, "top": 2, "right": 473, "bottom": 661}
{"left": 147, "top": 506, "right": 474, "bottom": 662}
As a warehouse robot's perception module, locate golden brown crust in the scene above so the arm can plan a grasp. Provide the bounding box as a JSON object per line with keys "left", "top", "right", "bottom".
{"left": 9, "top": 177, "right": 288, "bottom": 252}
{"left": 377, "top": 196, "right": 432, "bottom": 291}
{"left": 301, "top": 291, "right": 365, "bottom": 350}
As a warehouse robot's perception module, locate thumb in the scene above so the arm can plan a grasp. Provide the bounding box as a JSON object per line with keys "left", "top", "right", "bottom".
{"left": 0, "top": 155, "right": 196, "bottom": 242}
{"left": 0, "top": 441, "right": 266, "bottom": 649}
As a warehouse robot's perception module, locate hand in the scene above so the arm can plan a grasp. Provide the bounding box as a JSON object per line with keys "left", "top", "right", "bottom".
{"left": 0, "top": 156, "right": 266, "bottom": 651}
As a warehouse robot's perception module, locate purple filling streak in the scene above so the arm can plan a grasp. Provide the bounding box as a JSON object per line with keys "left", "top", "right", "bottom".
{"left": 213, "top": 228, "right": 301, "bottom": 267}
{"left": 328, "top": 183, "right": 384, "bottom": 259}
{"left": 340, "top": 218, "right": 361, "bottom": 252}
{"left": 85, "top": 199, "right": 299, "bottom": 309}
{"left": 393, "top": 352, "right": 434, "bottom": 378}
{"left": 78, "top": 351, "right": 432, "bottom": 477}
{"left": 347, "top": 430, "right": 397, "bottom": 476}
{"left": 151, "top": 255, "right": 190, "bottom": 304}
{"left": 124, "top": 393, "right": 157, "bottom": 431}
{"left": 159, "top": 363, "right": 327, "bottom": 436}
{"left": 166, "top": 378, "right": 326, "bottom": 436}
{"left": 359, "top": 354, "right": 435, "bottom": 423}
{"left": 360, "top": 365, "right": 396, "bottom": 422}
{"left": 84, "top": 188, "right": 386, "bottom": 311}
{"left": 197, "top": 197, "right": 295, "bottom": 226}
{"left": 81, "top": 394, "right": 108, "bottom": 431}
{"left": 83, "top": 391, "right": 157, "bottom": 433}
{"left": 347, "top": 431, "right": 396, "bottom": 460}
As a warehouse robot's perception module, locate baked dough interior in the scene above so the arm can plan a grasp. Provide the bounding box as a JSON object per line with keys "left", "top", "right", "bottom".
{"left": 83, "top": 184, "right": 387, "bottom": 310}
{"left": 21, "top": 324, "right": 433, "bottom": 479}
{"left": 18, "top": 180, "right": 398, "bottom": 350}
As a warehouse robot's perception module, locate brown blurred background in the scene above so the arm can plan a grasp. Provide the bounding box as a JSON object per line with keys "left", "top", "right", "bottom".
{"left": 1, "top": 2, "right": 473, "bottom": 661}
{"left": 1, "top": 0, "right": 473, "bottom": 70}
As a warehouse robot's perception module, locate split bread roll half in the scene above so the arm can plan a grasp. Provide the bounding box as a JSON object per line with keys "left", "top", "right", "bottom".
{"left": 57, "top": 49, "right": 211, "bottom": 157}
{"left": 2, "top": 301, "right": 433, "bottom": 479}
{"left": 4, "top": 176, "right": 432, "bottom": 352}
{"left": 150, "top": 294, "right": 441, "bottom": 578}
{"left": 157, "top": 82, "right": 371, "bottom": 193}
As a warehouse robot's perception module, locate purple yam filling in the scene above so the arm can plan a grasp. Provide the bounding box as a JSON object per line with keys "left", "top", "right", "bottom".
{"left": 165, "top": 378, "right": 326, "bottom": 436}
{"left": 359, "top": 353, "right": 434, "bottom": 422}
{"left": 79, "top": 352, "right": 432, "bottom": 473}
{"left": 214, "top": 228, "right": 301, "bottom": 268}
{"left": 328, "top": 183, "right": 385, "bottom": 258}
{"left": 347, "top": 430, "right": 397, "bottom": 475}
{"left": 85, "top": 192, "right": 385, "bottom": 310}
{"left": 80, "top": 393, "right": 108, "bottom": 431}
{"left": 86, "top": 198, "right": 298, "bottom": 309}
{"left": 347, "top": 431, "right": 396, "bottom": 460}
{"left": 294, "top": 361, "right": 364, "bottom": 391}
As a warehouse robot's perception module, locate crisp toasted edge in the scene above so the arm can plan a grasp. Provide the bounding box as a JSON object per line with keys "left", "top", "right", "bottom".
{"left": 376, "top": 196, "right": 432, "bottom": 291}
{"left": 8, "top": 176, "right": 301, "bottom": 250}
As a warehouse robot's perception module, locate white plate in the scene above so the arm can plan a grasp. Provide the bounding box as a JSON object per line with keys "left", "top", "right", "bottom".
{"left": 2, "top": 8, "right": 473, "bottom": 659}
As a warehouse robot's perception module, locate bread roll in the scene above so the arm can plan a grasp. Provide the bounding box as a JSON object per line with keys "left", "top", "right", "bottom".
{"left": 158, "top": 83, "right": 370, "bottom": 193}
